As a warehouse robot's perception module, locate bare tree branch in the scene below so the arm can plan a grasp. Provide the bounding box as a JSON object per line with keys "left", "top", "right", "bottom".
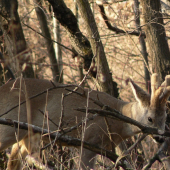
{"left": 97, "top": 4, "right": 146, "bottom": 37}
{"left": 77, "top": 0, "right": 115, "bottom": 95}
{"left": 47, "top": 0, "right": 94, "bottom": 75}
{"left": 0, "top": 84, "right": 77, "bottom": 117}
{"left": 143, "top": 137, "right": 170, "bottom": 170}
{"left": 76, "top": 108, "right": 170, "bottom": 136}
{"left": 116, "top": 134, "right": 147, "bottom": 166}
{"left": 0, "top": 117, "right": 128, "bottom": 169}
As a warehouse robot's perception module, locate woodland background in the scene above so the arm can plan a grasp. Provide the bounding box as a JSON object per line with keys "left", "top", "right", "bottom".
{"left": 0, "top": 0, "right": 170, "bottom": 169}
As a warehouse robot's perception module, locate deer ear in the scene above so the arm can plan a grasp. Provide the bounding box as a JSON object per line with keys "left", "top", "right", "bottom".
{"left": 128, "top": 79, "right": 150, "bottom": 106}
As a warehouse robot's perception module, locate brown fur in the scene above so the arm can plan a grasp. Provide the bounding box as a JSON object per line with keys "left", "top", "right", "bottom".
{"left": 0, "top": 74, "right": 169, "bottom": 169}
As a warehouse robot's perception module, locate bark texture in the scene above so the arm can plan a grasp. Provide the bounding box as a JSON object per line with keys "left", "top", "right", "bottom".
{"left": 0, "top": 0, "right": 34, "bottom": 78}
{"left": 47, "top": 0, "right": 119, "bottom": 96}
{"left": 140, "top": 0, "right": 170, "bottom": 81}
{"left": 76, "top": 0, "right": 114, "bottom": 95}
{"left": 134, "top": 0, "right": 150, "bottom": 92}
{"left": 48, "top": 0, "right": 93, "bottom": 73}
{"left": 35, "top": 0, "right": 60, "bottom": 82}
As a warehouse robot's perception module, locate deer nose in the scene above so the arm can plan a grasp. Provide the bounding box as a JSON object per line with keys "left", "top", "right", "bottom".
{"left": 156, "top": 121, "right": 165, "bottom": 135}
{"left": 158, "top": 129, "right": 164, "bottom": 135}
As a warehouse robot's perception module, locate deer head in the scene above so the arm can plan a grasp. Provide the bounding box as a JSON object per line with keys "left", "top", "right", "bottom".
{"left": 128, "top": 73, "right": 170, "bottom": 135}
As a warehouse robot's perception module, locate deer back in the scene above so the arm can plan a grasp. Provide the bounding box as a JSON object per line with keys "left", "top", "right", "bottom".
{"left": 0, "top": 74, "right": 170, "bottom": 151}
{"left": 0, "top": 78, "right": 127, "bottom": 150}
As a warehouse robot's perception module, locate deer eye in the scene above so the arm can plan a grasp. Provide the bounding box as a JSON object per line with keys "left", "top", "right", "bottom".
{"left": 148, "top": 117, "right": 153, "bottom": 123}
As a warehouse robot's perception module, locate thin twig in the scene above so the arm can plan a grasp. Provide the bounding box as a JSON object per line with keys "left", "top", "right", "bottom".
{"left": 41, "top": 113, "right": 98, "bottom": 150}
{"left": 98, "top": 4, "right": 146, "bottom": 37}
{"left": 143, "top": 137, "right": 170, "bottom": 170}
{"left": 76, "top": 108, "right": 170, "bottom": 137}
{"left": 0, "top": 84, "right": 76, "bottom": 117}
{"left": 0, "top": 117, "right": 128, "bottom": 169}
{"left": 22, "top": 22, "right": 74, "bottom": 53}
{"left": 51, "top": 93, "right": 65, "bottom": 149}
{"left": 38, "top": 109, "right": 58, "bottom": 127}
{"left": 115, "top": 134, "right": 147, "bottom": 166}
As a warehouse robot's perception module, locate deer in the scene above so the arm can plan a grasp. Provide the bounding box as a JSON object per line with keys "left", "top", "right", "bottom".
{"left": 0, "top": 73, "right": 169, "bottom": 170}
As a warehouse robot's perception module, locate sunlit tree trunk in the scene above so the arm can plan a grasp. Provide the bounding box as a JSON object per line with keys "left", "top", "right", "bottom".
{"left": 134, "top": 0, "right": 150, "bottom": 92}
{"left": 76, "top": 0, "right": 114, "bottom": 95}
{"left": 53, "top": 17, "right": 63, "bottom": 83}
{"left": 35, "top": 0, "right": 60, "bottom": 82}
{"left": 140, "top": 0, "right": 170, "bottom": 81}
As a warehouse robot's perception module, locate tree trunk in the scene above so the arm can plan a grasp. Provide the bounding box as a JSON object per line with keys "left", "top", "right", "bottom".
{"left": 76, "top": 0, "right": 114, "bottom": 95}
{"left": 48, "top": 0, "right": 93, "bottom": 74}
{"left": 134, "top": 0, "right": 150, "bottom": 92}
{"left": 35, "top": 0, "right": 60, "bottom": 82}
{"left": 73, "top": 0, "right": 85, "bottom": 88}
{"left": 53, "top": 19, "right": 63, "bottom": 83}
{"left": 47, "top": 0, "right": 119, "bottom": 96}
{"left": 140, "top": 0, "right": 170, "bottom": 81}
{"left": 0, "top": 0, "right": 34, "bottom": 78}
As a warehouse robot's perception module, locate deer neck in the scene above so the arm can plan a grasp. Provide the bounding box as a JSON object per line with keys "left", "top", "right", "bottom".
{"left": 121, "top": 101, "right": 135, "bottom": 118}
{"left": 112, "top": 99, "right": 141, "bottom": 134}
{"left": 111, "top": 99, "right": 134, "bottom": 118}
